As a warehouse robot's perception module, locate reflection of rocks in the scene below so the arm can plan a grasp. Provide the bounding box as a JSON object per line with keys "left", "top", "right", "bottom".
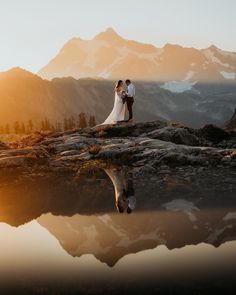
{"left": 0, "top": 170, "right": 114, "bottom": 226}
{"left": 38, "top": 208, "right": 236, "bottom": 267}
{"left": 0, "top": 166, "right": 236, "bottom": 225}
{"left": 0, "top": 120, "right": 235, "bottom": 172}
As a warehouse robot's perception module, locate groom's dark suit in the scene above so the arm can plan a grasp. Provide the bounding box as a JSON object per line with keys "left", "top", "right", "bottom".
{"left": 126, "top": 96, "right": 134, "bottom": 121}
{"left": 125, "top": 82, "right": 135, "bottom": 121}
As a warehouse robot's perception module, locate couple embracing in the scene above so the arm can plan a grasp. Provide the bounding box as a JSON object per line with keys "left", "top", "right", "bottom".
{"left": 103, "top": 79, "right": 135, "bottom": 125}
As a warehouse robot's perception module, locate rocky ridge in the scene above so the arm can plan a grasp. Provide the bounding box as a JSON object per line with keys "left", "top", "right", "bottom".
{"left": 0, "top": 120, "right": 236, "bottom": 173}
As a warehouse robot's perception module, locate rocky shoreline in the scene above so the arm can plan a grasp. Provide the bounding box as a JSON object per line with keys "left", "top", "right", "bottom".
{"left": 0, "top": 120, "right": 236, "bottom": 174}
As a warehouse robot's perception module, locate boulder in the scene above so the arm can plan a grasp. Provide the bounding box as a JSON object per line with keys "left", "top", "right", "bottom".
{"left": 145, "top": 126, "right": 201, "bottom": 146}
{"left": 224, "top": 108, "right": 236, "bottom": 131}
{"left": 197, "top": 124, "right": 230, "bottom": 143}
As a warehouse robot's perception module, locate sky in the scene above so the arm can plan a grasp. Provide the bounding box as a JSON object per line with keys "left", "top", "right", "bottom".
{"left": 0, "top": 0, "right": 235, "bottom": 73}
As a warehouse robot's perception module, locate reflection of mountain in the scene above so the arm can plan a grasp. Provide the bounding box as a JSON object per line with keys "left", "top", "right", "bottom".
{"left": 1, "top": 168, "right": 236, "bottom": 267}
{"left": 38, "top": 28, "right": 236, "bottom": 84}
{"left": 38, "top": 209, "right": 236, "bottom": 267}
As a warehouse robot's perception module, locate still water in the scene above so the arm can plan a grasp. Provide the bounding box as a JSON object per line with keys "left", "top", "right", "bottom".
{"left": 0, "top": 167, "right": 236, "bottom": 294}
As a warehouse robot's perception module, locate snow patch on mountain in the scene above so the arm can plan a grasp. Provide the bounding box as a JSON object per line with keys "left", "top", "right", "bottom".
{"left": 220, "top": 71, "right": 236, "bottom": 80}
{"left": 204, "top": 49, "right": 230, "bottom": 67}
{"left": 160, "top": 80, "right": 196, "bottom": 93}
{"left": 160, "top": 70, "right": 197, "bottom": 93}
{"left": 215, "top": 48, "right": 236, "bottom": 59}
{"left": 183, "top": 70, "right": 195, "bottom": 81}
{"left": 117, "top": 46, "right": 163, "bottom": 62}
{"left": 97, "top": 46, "right": 162, "bottom": 78}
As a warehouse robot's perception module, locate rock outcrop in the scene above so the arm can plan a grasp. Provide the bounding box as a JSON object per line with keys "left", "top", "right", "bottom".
{"left": 0, "top": 120, "right": 236, "bottom": 173}
{"left": 225, "top": 108, "right": 236, "bottom": 131}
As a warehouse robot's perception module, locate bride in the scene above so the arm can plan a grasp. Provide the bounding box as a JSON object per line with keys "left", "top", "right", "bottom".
{"left": 102, "top": 80, "right": 126, "bottom": 125}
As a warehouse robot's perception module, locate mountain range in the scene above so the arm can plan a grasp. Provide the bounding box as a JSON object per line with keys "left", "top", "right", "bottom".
{"left": 38, "top": 28, "right": 236, "bottom": 87}
{"left": 1, "top": 67, "right": 236, "bottom": 128}
{"left": 1, "top": 28, "right": 236, "bottom": 128}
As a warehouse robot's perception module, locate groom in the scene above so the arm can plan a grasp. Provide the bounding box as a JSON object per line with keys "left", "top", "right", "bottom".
{"left": 124, "top": 79, "right": 135, "bottom": 122}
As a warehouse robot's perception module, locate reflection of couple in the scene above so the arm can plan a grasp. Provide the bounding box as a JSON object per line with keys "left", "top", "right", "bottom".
{"left": 104, "top": 168, "right": 136, "bottom": 213}
{"left": 103, "top": 79, "right": 135, "bottom": 125}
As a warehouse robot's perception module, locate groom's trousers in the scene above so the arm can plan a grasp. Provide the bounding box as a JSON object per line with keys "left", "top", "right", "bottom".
{"left": 126, "top": 97, "right": 134, "bottom": 121}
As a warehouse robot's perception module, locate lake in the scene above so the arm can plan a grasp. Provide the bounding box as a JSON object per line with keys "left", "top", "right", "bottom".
{"left": 0, "top": 166, "right": 236, "bottom": 294}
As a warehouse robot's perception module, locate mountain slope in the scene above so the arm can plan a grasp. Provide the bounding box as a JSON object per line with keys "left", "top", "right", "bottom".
{"left": 1, "top": 67, "right": 236, "bottom": 128}
{"left": 38, "top": 28, "right": 236, "bottom": 85}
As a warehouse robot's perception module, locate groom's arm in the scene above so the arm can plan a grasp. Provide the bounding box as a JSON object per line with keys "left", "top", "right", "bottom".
{"left": 126, "top": 85, "right": 131, "bottom": 97}
{"left": 126, "top": 85, "right": 135, "bottom": 97}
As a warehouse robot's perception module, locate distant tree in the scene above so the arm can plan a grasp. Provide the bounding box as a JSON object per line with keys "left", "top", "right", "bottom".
{"left": 41, "top": 120, "right": 46, "bottom": 131}
{"left": 69, "top": 116, "right": 76, "bottom": 129}
{"left": 67, "top": 117, "right": 73, "bottom": 130}
{"left": 27, "top": 120, "right": 33, "bottom": 133}
{"left": 21, "top": 122, "right": 26, "bottom": 134}
{"left": 0, "top": 125, "right": 3, "bottom": 134}
{"left": 89, "top": 115, "right": 96, "bottom": 127}
{"left": 78, "top": 112, "right": 87, "bottom": 129}
{"left": 50, "top": 124, "right": 55, "bottom": 132}
{"left": 44, "top": 118, "right": 51, "bottom": 130}
{"left": 14, "top": 121, "right": 20, "bottom": 134}
{"left": 76, "top": 115, "right": 80, "bottom": 129}
{"left": 64, "top": 118, "right": 69, "bottom": 131}
{"left": 40, "top": 118, "right": 51, "bottom": 131}
{"left": 55, "top": 122, "right": 62, "bottom": 131}
{"left": 4, "top": 124, "right": 10, "bottom": 134}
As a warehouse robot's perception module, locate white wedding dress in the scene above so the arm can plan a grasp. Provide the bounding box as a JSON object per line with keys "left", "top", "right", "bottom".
{"left": 102, "top": 90, "right": 125, "bottom": 124}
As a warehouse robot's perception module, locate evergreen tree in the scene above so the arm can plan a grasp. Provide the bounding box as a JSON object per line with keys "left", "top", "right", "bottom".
{"left": 4, "top": 124, "right": 10, "bottom": 134}
{"left": 70, "top": 115, "right": 76, "bottom": 129}
{"left": 44, "top": 118, "right": 50, "bottom": 130}
{"left": 40, "top": 118, "right": 51, "bottom": 131}
{"left": 51, "top": 125, "right": 54, "bottom": 131}
{"left": 14, "top": 121, "right": 20, "bottom": 134}
{"left": 55, "top": 122, "right": 62, "bottom": 131}
{"left": 78, "top": 112, "right": 87, "bottom": 129}
{"left": 76, "top": 115, "right": 80, "bottom": 129}
{"left": 89, "top": 115, "right": 96, "bottom": 127}
{"left": 64, "top": 118, "right": 69, "bottom": 131}
{"left": 27, "top": 120, "right": 33, "bottom": 133}
{"left": 41, "top": 120, "right": 46, "bottom": 131}
{"left": 21, "top": 122, "right": 26, "bottom": 134}
{"left": 0, "top": 125, "right": 3, "bottom": 134}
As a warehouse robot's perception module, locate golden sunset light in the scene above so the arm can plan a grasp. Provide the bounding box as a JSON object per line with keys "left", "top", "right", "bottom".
{"left": 0, "top": 1, "right": 236, "bottom": 294}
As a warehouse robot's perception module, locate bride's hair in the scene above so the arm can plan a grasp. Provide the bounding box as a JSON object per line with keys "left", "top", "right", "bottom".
{"left": 115, "top": 80, "right": 123, "bottom": 90}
